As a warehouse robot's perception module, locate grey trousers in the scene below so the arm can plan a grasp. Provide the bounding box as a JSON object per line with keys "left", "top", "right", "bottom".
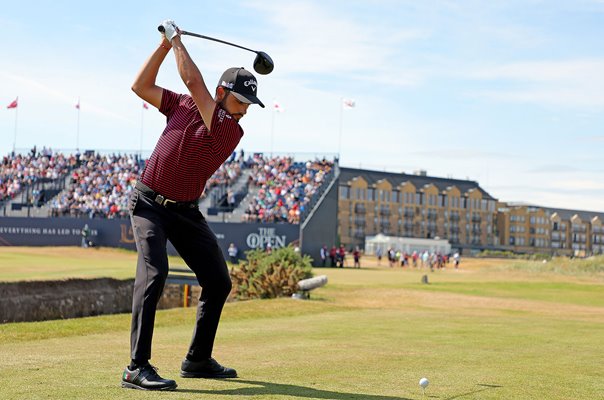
{"left": 128, "top": 189, "right": 232, "bottom": 362}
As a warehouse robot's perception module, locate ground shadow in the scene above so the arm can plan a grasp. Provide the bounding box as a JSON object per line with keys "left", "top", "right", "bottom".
{"left": 177, "top": 379, "right": 412, "bottom": 399}
{"left": 443, "top": 383, "right": 503, "bottom": 399}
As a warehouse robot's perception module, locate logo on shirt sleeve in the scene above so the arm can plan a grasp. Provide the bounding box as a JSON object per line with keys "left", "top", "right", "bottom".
{"left": 217, "top": 108, "right": 232, "bottom": 123}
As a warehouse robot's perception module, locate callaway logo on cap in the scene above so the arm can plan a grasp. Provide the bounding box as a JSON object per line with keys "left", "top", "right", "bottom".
{"left": 218, "top": 67, "right": 265, "bottom": 108}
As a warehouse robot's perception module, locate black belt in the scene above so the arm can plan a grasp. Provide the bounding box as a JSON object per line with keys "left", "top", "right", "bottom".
{"left": 135, "top": 181, "right": 198, "bottom": 209}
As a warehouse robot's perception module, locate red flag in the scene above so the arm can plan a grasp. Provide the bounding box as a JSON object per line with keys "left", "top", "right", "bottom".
{"left": 75, "top": 99, "right": 80, "bottom": 109}
{"left": 273, "top": 101, "right": 284, "bottom": 113}
{"left": 342, "top": 98, "right": 355, "bottom": 109}
{"left": 7, "top": 97, "right": 18, "bottom": 109}
{"left": 142, "top": 102, "right": 149, "bottom": 110}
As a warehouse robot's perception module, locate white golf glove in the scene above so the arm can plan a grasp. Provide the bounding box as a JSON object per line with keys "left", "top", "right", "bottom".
{"left": 160, "top": 19, "right": 179, "bottom": 42}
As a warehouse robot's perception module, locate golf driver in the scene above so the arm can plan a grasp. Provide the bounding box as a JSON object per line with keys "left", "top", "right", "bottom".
{"left": 158, "top": 25, "right": 274, "bottom": 75}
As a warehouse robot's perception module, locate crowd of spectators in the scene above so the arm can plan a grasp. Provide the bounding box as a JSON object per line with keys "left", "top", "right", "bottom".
{"left": 201, "top": 153, "right": 244, "bottom": 201}
{"left": 48, "top": 151, "right": 244, "bottom": 218}
{"left": 0, "top": 147, "right": 75, "bottom": 203}
{"left": 241, "top": 155, "right": 334, "bottom": 224}
{"left": 49, "top": 153, "right": 142, "bottom": 219}
{"left": 2, "top": 148, "right": 335, "bottom": 224}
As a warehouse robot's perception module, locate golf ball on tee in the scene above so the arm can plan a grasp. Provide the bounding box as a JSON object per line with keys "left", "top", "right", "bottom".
{"left": 419, "top": 377, "right": 429, "bottom": 389}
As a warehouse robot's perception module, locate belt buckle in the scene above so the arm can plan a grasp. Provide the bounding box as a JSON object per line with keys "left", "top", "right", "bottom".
{"left": 155, "top": 194, "right": 177, "bottom": 207}
{"left": 155, "top": 194, "right": 166, "bottom": 206}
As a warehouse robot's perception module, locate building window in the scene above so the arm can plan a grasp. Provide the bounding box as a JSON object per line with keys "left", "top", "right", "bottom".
{"left": 339, "top": 186, "right": 350, "bottom": 199}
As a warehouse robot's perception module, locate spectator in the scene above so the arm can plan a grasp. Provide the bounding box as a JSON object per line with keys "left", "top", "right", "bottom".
{"left": 81, "top": 224, "right": 90, "bottom": 248}
{"left": 320, "top": 245, "right": 327, "bottom": 267}
{"left": 227, "top": 243, "right": 238, "bottom": 264}
{"left": 453, "top": 252, "right": 461, "bottom": 269}
{"left": 329, "top": 246, "right": 337, "bottom": 267}
{"left": 338, "top": 244, "right": 346, "bottom": 267}
{"left": 353, "top": 247, "right": 361, "bottom": 268}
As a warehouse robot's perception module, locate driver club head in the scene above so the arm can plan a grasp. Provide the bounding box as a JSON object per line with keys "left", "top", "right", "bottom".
{"left": 253, "top": 52, "right": 274, "bottom": 75}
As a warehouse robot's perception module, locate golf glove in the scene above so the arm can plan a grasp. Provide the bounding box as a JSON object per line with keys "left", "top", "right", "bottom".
{"left": 160, "top": 19, "right": 179, "bottom": 42}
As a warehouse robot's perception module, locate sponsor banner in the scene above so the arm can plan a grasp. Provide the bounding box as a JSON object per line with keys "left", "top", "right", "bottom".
{"left": 0, "top": 217, "right": 299, "bottom": 258}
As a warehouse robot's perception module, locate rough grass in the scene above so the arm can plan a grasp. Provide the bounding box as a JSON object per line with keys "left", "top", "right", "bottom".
{"left": 0, "top": 248, "right": 603, "bottom": 399}
{"left": 494, "top": 255, "right": 604, "bottom": 276}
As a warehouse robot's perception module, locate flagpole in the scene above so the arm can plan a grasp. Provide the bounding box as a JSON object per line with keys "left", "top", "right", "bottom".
{"left": 270, "top": 106, "right": 275, "bottom": 158}
{"left": 12, "top": 100, "right": 18, "bottom": 154}
{"left": 76, "top": 97, "right": 80, "bottom": 151}
{"left": 338, "top": 97, "right": 343, "bottom": 159}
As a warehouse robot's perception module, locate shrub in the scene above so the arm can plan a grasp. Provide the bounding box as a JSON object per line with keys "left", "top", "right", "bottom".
{"left": 229, "top": 245, "right": 313, "bottom": 300}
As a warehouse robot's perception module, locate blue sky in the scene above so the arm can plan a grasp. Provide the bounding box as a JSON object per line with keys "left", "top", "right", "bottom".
{"left": 1, "top": 0, "right": 603, "bottom": 211}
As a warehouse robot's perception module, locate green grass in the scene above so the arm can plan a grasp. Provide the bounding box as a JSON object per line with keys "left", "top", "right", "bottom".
{"left": 405, "top": 280, "right": 604, "bottom": 307}
{"left": 0, "top": 249, "right": 603, "bottom": 399}
{"left": 0, "top": 247, "right": 185, "bottom": 281}
{"left": 496, "top": 255, "right": 604, "bottom": 276}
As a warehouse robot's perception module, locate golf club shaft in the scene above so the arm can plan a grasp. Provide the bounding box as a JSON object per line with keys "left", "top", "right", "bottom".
{"left": 181, "top": 31, "right": 258, "bottom": 54}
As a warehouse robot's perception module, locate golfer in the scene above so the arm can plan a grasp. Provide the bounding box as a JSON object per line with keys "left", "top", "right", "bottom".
{"left": 121, "top": 20, "right": 265, "bottom": 391}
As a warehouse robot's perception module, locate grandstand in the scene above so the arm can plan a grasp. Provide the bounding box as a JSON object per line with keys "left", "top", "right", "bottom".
{"left": 0, "top": 148, "right": 340, "bottom": 261}
{"left": 6, "top": 148, "right": 600, "bottom": 259}
{"left": 1, "top": 149, "right": 334, "bottom": 221}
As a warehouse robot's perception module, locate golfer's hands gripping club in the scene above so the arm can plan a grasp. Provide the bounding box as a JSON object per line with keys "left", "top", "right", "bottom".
{"left": 158, "top": 19, "right": 180, "bottom": 42}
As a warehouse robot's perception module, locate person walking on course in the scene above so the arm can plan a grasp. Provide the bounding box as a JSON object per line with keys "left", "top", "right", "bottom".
{"left": 121, "top": 20, "right": 265, "bottom": 391}
{"left": 320, "top": 245, "right": 327, "bottom": 267}
{"left": 353, "top": 246, "right": 361, "bottom": 268}
{"left": 227, "top": 243, "right": 239, "bottom": 264}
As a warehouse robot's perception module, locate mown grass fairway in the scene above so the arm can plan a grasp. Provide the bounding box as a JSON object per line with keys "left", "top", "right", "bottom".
{"left": 0, "top": 247, "right": 183, "bottom": 281}
{"left": 0, "top": 248, "right": 603, "bottom": 399}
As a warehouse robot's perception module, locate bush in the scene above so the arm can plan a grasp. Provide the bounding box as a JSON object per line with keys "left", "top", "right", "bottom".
{"left": 229, "top": 245, "right": 313, "bottom": 300}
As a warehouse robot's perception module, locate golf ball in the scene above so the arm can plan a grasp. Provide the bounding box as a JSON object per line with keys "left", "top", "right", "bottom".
{"left": 419, "top": 377, "right": 429, "bottom": 388}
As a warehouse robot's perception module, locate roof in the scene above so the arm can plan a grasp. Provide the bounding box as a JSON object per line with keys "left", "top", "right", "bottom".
{"left": 544, "top": 207, "right": 604, "bottom": 221}
{"left": 500, "top": 202, "right": 604, "bottom": 221}
{"left": 338, "top": 167, "right": 497, "bottom": 201}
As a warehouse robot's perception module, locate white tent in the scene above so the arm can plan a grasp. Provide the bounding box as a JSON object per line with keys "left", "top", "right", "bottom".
{"left": 365, "top": 235, "right": 451, "bottom": 255}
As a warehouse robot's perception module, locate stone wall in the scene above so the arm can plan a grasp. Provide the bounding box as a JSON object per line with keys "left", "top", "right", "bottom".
{"left": 0, "top": 278, "right": 193, "bottom": 323}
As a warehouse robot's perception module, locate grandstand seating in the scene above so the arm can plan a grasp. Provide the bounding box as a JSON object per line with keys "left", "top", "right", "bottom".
{"left": 1, "top": 150, "right": 335, "bottom": 224}
{"left": 241, "top": 155, "right": 334, "bottom": 224}
{"left": 1, "top": 148, "right": 75, "bottom": 205}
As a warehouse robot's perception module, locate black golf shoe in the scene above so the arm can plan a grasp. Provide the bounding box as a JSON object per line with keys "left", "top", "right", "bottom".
{"left": 180, "top": 357, "right": 237, "bottom": 378}
{"left": 121, "top": 364, "right": 177, "bottom": 390}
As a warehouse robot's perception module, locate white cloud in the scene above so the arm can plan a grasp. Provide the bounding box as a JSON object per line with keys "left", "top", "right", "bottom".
{"left": 467, "top": 59, "right": 604, "bottom": 108}
{"left": 526, "top": 164, "right": 583, "bottom": 174}
{"left": 246, "top": 1, "right": 428, "bottom": 85}
{"left": 547, "top": 178, "right": 604, "bottom": 192}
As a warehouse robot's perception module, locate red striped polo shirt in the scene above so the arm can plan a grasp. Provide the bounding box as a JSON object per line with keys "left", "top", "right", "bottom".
{"left": 140, "top": 89, "right": 243, "bottom": 201}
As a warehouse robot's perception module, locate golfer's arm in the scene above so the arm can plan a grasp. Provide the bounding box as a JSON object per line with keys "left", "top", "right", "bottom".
{"left": 171, "top": 37, "right": 216, "bottom": 130}
{"left": 131, "top": 41, "right": 170, "bottom": 109}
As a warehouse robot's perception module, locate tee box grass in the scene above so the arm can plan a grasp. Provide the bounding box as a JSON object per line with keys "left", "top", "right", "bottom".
{"left": 0, "top": 247, "right": 603, "bottom": 399}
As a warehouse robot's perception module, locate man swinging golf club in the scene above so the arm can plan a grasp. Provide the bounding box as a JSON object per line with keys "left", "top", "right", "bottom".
{"left": 121, "top": 19, "right": 265, "bottom": 391}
